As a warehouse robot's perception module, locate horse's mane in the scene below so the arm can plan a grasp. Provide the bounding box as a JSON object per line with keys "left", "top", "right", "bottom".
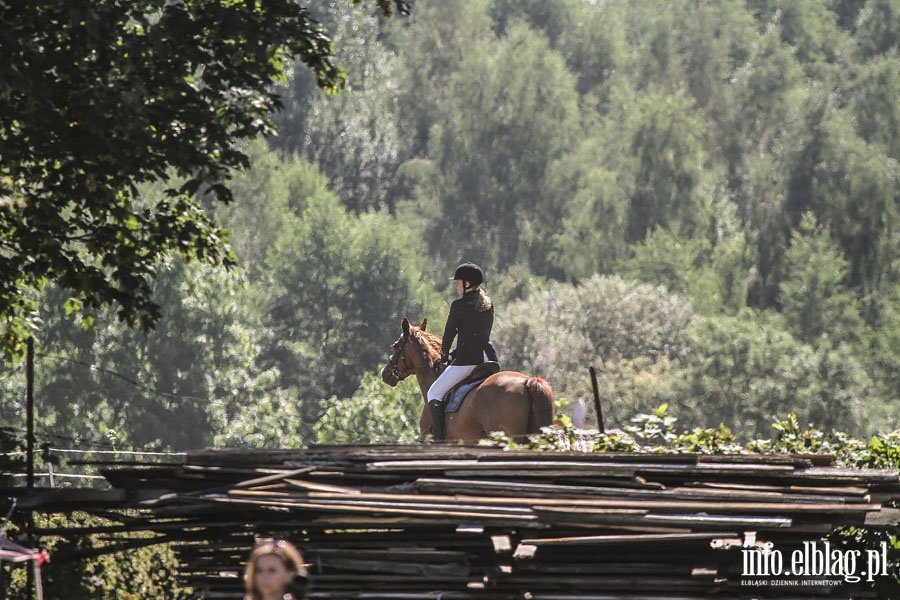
{"left": 411, "top": 327, "right": 442, "bottom": 359}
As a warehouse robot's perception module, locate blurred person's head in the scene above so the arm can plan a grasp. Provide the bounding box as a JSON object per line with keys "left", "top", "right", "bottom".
{"left": 244, "top": 539, "right": 308, "bottom": 600}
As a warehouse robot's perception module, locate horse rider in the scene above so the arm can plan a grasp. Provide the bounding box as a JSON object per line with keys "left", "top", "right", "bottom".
{"left": 427, "top": 262, "right": 499, "bottom": 441}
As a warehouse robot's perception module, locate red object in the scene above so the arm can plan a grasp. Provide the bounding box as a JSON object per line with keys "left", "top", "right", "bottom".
{"left": 0, "top": 535, "right": 48, "bottom": 564}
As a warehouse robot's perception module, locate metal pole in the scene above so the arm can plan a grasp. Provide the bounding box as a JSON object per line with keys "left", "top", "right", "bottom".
{"left": 589, "top": 366, "right": 604, "bottom": 433}
{"left": 26, "top": 336, "right": 35, "bottom": 489}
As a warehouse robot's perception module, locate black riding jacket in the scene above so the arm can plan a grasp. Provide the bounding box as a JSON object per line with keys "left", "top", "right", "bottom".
{"left": 441, "top": 289, "right": 498, "bottom": 366}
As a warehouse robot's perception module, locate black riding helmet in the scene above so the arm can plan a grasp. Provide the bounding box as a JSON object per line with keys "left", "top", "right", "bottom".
{"left": 451, "top": 263, "right": 484, "bottom": 286}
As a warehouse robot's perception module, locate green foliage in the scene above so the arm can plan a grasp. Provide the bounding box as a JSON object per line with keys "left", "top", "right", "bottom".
{"left": 514, "top": 405, "right": 900, "bottom": 476}
{"left": 0, "top": 425, "right": 23, "bottom": 494}
{"left": 213, "top": 140, "right": 298, "bottom": 273}
{"left": 0, "top": 0, "right": 340, "bottom": 360}
{"left": 742, "top": 413, "right": 900, "bottom": 475}
{"left": 624, "top": 88, "right": 708, "bottom": 243}
{"left": 288, "top": 4, "right": 403, "bottom": 214}
{"left": 755, "top": 0, "right": 851, "bottom": 66}
{"left": 747, "top": 412, "right": 844, "bottom": 455}
{"left": 778, "top": 213, "right": 864, "bottom": 345}
{"left": 4, "top": 0, "right": 900, "bottom": 497}
{"left": 848, "top": 51, "right": 900, "bottom": 158}
{"left": 314, "top": 373, "right": 422, "bottom": 444}
{"left": 395, "top": 5, "right": 582, "bottom": 271}
{"left": 392, "top": 0, "right": 496, "bottom": 156}
{"left": 671, "top": 424, "right": 743, "bottom": 454}
{"left": 486, "top": 417, "right": 638, "bottom": 453}
{"left": 827, "top": 525, "right": 900, "bottom": 599}
{"left": 868, "top": 282, "right": 900, "bottom": 404}
{"left": 799, "top": 105, "right": 898, "bottom": 296}
{"left": 2, "top": 513, "right": 190, "bottom": 600}
{"left": 494, "top": 275, "right": 695, "bottom": 419}
{"left": 624, "top": 403, "right": 679, "bottom": 446}
{"left": 492, "top": 0, "right": 630, "bottom": 100}
{"left": 619, "top": 226, "right": 723, "bottom": 314}
{"left": 211, "top": 378, "right": 304, "bottom": 449}
{"left": 257, "top": 163, "right": 437, "bottom": 432}
{"left": 544, "top": 138, "right": 630, "bottom": 278}
{"left": 675, "top": 309, "right": 877, "bottom": 439}
{"left": 855, "top": 0, "right": 900, "bottom": 58}
{"left": 0, "top": 260, "right": 281, "bottom": 450}
{"left": 856, "top": 433, "right": 900, "bottom": 470}
{"left": 588, "top": 357, "right": 681, "bottom": 432}
{"left": 619, "top": 195, "right": 755, "bottom": 316}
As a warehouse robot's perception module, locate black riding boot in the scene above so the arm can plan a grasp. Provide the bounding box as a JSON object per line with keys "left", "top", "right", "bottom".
{"left": 428, "top": 400, "right": 446, "bottom": 442}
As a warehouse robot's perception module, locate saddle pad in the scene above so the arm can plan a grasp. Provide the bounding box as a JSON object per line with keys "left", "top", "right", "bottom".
{"left": 444, "top": 379, "right": 484, "bottom": 414}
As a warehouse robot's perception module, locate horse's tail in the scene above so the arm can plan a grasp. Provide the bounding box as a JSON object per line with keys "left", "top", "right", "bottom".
{"left": 524, "top": 376, "right": 555, "bottom": 433}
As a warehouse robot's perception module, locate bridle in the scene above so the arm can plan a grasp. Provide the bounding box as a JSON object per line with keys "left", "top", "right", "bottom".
{"left": 388, "top": 335, "right": 414, "bottom": 380}
{"left": 388, "top": 332, "right": 441, "bottom": 380}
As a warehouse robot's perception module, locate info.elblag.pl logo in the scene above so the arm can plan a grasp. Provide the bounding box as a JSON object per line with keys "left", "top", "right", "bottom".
{"left": 742, "top": 540, "right": 890, "bottom": 585}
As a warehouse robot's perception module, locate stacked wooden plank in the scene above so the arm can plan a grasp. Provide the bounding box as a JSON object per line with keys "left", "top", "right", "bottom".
{"left": 26, "top": 445, "right": 900, "bottom": 598}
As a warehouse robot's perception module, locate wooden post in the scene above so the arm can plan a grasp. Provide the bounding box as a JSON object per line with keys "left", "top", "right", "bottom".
{"left": 26, "top": 336, "right": 36, "bottom": 598}
{"left": 589, "top": 366, "right": 604, "bottom": 433}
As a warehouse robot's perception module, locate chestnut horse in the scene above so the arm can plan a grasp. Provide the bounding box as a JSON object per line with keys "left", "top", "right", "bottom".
{"left": 381, "top": 317, "right": 555, "bottom": 443}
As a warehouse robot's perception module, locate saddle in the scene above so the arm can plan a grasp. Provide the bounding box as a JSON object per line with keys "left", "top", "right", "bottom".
{"left": 442, "top": 361, "right": 501, "bottom": 413}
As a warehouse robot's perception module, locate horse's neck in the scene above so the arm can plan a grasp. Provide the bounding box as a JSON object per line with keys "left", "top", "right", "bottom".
{"left": 414, "top": 368, "right": 438, "bottom": 401}
{"left": 414, "top": 331, "right": 441, "bottom": 400}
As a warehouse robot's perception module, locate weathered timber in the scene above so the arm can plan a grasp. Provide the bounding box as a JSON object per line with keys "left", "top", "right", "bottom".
{"left": 17, "top": 445, "right": 900, "bottom": 599}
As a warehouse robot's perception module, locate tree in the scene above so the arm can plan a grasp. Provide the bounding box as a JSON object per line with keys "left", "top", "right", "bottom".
{"left": 722, "top": 19, "right": 807, "bottom": 196}
{"left": 848, "top": 52, "right": 900, "bottom": 159}
{"left": 393, "top": 0, "right": 496, "bottom": 158}
{"left": 397, "top": 16, "right": 581, "bottom": 272}
{"left": 314, "top": 373, "right": 422, "bottom": 444}
{"left": 855, "top": 0, "right": 900, "bottom": 58}
{"left": 676, "top": 310, "right": 875, "bottom": 439}
{"left": 0, "top": 260, "right": 277, "bottom": 450}
{"left": 750, "top": 0, "right": 850, "bottom": 67}
{"left": 868, "top": 282, "right": 900, "bottom": 408}
{"left": 0, "top": 0, "right": 408, "bottom": 362}
{"left": 624, "top": 88, "right": 708, "bottom": 243}
{"left": 272, "top": 3, "right": 404, "bottom": 213}
{"left": 214, "top": 139, "right": 309, "bottom": 274}
{"left": 3, "top": 513, "right": 191, "bottom": 600}
{"left": 618, "top": 193, "right": 755, "bottom": 316}
{"left": 544, "top": 140, "right": 630, "bottom": 279}
{"left": 778, "top": 213, "right": 864, "bottom": 346}
{"left": 0, "top": 424, "right": 23, "bottom": 490}
{"left": 490, "top": 0, "right": 629, "bottom": 101}
{"left": 254, "top": 157, "right": 437, "bottom": 436}
{"left": 748, "top": 93, "right": 900, "bottom": 306}
{"left": 493, "top": 275, "right": 696, "bottom": 414}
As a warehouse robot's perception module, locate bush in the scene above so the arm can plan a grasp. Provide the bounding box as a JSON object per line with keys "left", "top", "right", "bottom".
{"left": 1, "top": 512, "right": 190, "bottom": 600}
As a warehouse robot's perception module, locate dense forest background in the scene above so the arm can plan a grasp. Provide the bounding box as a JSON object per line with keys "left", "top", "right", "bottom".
{"left": 2, "top": 0, "right": 899, "bottom": 454}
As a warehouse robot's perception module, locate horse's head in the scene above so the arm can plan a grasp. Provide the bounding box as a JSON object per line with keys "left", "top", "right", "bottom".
{"left": 381, "top": 317, "right": 440, "bottom": 386}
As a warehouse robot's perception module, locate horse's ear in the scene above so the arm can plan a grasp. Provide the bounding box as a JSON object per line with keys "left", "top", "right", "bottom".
{"left": 419, "top": 318, "right": 427, "bottom": 331}
{"left": 401, "top": 317, "right": 411, "bottom": 336}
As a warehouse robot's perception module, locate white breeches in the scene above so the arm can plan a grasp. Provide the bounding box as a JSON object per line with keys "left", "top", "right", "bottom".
{"left": 427, "top": 352, "right": 489, "bottom": 403}
{"left": 427, "top": 365, "right": 477, "bottom": 403}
